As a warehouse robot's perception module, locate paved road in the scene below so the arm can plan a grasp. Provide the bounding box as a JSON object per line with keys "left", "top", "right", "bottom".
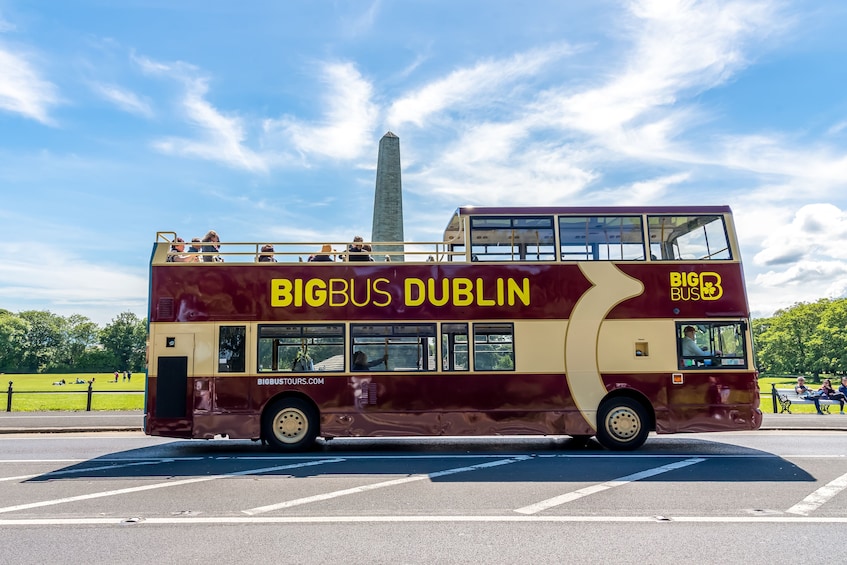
{"left": 1, "top": 410, "right": 846, "bottom": 433}
{"left": 0, "top": 432, "right": 845, "bottom": 564}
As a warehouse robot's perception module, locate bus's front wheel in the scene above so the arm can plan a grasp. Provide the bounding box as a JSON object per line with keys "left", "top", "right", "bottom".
{"left": 596, "top": 397, "right": 649, "bottom": 451}
{"left": 262, "top": 397, "right": 319, "bottom": 452}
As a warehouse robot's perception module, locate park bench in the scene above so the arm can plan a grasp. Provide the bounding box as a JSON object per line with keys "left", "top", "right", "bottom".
{"left": 771, "top": 385, "right": 842, "bottom": 414}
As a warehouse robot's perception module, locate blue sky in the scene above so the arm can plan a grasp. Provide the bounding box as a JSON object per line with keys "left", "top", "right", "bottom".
{"left": 1, "top": 0, "right": 847, "bottom": 325}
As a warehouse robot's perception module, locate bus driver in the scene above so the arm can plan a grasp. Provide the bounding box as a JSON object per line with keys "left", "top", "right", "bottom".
{"left": 681, "top": 326, "right": 708, "bottom": 357}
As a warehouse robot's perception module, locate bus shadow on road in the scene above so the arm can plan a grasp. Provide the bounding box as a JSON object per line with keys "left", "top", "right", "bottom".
{"left": 24, "top": 435, "right": 816, "bottom": 484}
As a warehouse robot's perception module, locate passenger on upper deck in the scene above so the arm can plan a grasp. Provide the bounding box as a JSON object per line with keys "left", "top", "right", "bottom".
{"left": 201, "top": 230, "right": 223, "bottom": 262}
{"left": 188, "top": 237, "right": 202, "bottom": 255}
{"left": 347, "top": 236, "right": 371, "bottom": 262}
{"left": 258, "top": 244, "right": 277, "bottom": 262}
{"left": 309, "top": 244, "right": 335, "bottom": 262}
{"left": 167, "top": 237, "right": 198, "bottom": 262}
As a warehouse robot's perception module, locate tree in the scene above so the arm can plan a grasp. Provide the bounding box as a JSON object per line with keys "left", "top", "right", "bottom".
{"left": 99, "top": 312, "right": 147, "bottom": 372}
{"left": 18, "top": 310, "right": 65, "bottom": 373}
{"left": 0, "top": 312, "right": 28, "bottom": 373}
{"left": 55, "top": 314, "right": 100, "bottom": 372}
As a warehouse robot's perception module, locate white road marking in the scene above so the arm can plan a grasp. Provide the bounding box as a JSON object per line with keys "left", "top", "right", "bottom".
{"left": 243, "top": 455, "right": 531, "bottom": 516}
{"left": 786, "top": 471, "right": 847, "bottom": 516}
{"left": 0, "top": 460, "right": 162, "bottom": 483}
{"left": 2, "top": 515, "right": 847, "bottom": 526}
{"left": 514, "top": 458, "right": 706, "bottom": 515}
{"left": 0, "top": 458, "right": 345, "bottom": 515}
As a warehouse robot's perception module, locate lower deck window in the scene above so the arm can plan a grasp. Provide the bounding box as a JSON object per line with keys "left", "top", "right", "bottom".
{"left": 473, "top": 323, "right": 514, "bottom": 371}
{"left": 258, "top": 324, "right": 344, "bottom": 372}
{"left": 677, "top": 321, "right": 748, "bottom": 369}
{"left": 351, "top": 324, "right": 437, "bottom": 372}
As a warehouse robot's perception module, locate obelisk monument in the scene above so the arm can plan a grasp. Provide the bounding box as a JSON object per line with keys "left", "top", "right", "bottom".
{"left": 371, "top": 131, "right": 404, "bottom": 262}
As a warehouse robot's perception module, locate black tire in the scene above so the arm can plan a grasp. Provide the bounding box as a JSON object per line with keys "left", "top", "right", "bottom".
{"left": 262, "top": 397, "right": 319, "bottom": 452}
{"left": 595, "top": 397, "right": 649, "bottom": 451}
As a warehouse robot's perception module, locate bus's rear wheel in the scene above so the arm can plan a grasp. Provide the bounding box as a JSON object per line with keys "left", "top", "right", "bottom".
{"left": 596, "top": 397, "right": 649, "bottom": 451}
{"left": 262, "top": 397, "right": 319, "bottom": 452}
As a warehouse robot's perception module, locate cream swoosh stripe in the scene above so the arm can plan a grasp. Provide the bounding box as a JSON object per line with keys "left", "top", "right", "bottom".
{"left": 565, "top": 262, "right": 644, "bottom": 432}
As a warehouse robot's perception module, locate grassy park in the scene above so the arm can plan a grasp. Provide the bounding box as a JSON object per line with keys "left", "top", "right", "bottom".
{"left": 1, "top": 373, "right": 144, "bottom": 411}
{"left": 0, "top": 372, "right": 835, "bottom": 414}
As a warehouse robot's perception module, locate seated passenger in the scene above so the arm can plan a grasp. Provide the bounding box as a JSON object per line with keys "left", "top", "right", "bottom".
{"left": 352, "top": 351, "right": 388, "bottom": 371}
{"left": 168, "top": 237, "right": 197, "bottom": 262}
{"left": 347, "top": 236, "right": 370, "bottom": 262}
{"left": 309, "top": 244, "right": 335, "bottom": 262}
{"left": 201, "top": 230, "right": 223, "bottom": 262}
{"left": 258, "top": 244, "right": 277, "bottom": 262}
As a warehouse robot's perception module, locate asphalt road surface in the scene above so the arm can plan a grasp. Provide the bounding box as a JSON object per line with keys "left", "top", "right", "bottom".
{"left": 0, "top": 430, "right": 845, "bottom": 564}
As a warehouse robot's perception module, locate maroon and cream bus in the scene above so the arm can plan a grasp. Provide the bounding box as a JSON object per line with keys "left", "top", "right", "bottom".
{"left": 145, "top": 206, "right": 762, "bottom": 450}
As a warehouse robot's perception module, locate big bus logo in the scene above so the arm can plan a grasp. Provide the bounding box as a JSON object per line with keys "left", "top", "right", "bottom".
{"left": 669, "top": 271, "right": 723, "bottom": 301}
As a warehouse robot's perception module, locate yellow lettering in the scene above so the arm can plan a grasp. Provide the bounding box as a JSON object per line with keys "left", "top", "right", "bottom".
{"left": 271, "top": 279, "right": 294, "bottom": 307}
{"left": 405, "top": 278, "right": 425, "bottom": 307}
{"left": 453, "top": 278, "right": 473, "bottom": 306}
{"left": 427, "top": 278, "right": 450, "bottom": 307}
{"left": 328, "top": 279, "right": 349, "bottom": 307}
{"left": 372, "top": 278, "right": 391, "bottom": 307}
{"left": 476, "top": 278, "right": 495, "bottom": 306}
{"left": 305, "top": 279, "right": 326, "bottom": 307}
{"left": 508, "top": 277, "right": 530, "bottom": 306}
{"left": 670, "top": 272, "right": 682, "bottom": 287}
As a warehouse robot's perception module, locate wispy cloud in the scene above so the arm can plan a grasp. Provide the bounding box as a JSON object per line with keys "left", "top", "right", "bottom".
{"left": 90, "top": 82, "right": 154, "bottom": 118}
{"left": 265, "top": 61, "right": 379, "bottom": 161}
{"left": 136, "top": 55, "right": 269, "bottom": 172}
{"left": 0, "top": 43, "right": 60, "bottom": 124}
{"left": 387, "top": 45, "right": 574, "bottom": 128}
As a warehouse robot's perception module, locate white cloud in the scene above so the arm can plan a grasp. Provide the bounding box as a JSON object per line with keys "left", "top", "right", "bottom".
{"left": 0, "top": 44, "right": 60, "bottom": 124}
{"left": 753, "top": 203, "right": 847, "bottom": 266}
{"left": 137, "top": 55, "right": 269, "bottom": 172}
{"left": 387, "top": 45, "right": 573, "bottom": 128}
{"left": 90, "top": 82, "right": 154, "bottom": 118}
{"left": 0, "top": 243, "right": 147, "bottom": 325}
{"left": 265, "top": 61, "right": 379, "bottom": 161}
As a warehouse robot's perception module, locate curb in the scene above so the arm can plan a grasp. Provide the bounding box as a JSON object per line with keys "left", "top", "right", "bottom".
{"left": 0, "top": 427, "right": 142, "bottom": 434}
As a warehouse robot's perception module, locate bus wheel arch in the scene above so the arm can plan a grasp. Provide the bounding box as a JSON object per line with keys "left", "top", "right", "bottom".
{"left": 261, "top": 393, "right": 320, "bottom": 452}
{"left": 595, "top": 391, "right": 654, "bottom": 451}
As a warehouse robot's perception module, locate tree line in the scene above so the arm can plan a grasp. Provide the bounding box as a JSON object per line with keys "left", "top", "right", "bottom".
{"left": 0, "top": 309, "right": 146, "bottom": 374}
{"left": 753, "top": 297, "right": 847, "bottom": 380}
{"left": 1, "top": 298, "right": 844, "bottom": 377}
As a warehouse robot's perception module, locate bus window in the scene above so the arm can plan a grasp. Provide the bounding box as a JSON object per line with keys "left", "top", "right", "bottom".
{"left": 469, "top": 216, "right": 556, "bottom": 262}
{"left": 218, "top": 326, "right": 246, "bottom": 373}
{"left": 473, "top": 323, "right": 514, "bottom": 371}
{"left": 558, "top": 216, "right": 645, "bottom": 261}
{"left": 677, "top": 321, "right": 747, "bottom": 369}
{"left": 257, "top": 324, "right": 344, "bottom": 372}
{"left": 648, "top": 215, "right": 732, "bottom": 261}
{"left": 441, "top": 323, "right": 469, "bottom": 371}
{"left": 351, "top": 324, "right": 437, "bottom": 372}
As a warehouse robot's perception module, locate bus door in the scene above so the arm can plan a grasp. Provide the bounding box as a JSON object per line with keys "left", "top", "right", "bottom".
{"left": 154, "top": 333, "right": 195, "bottom": 420}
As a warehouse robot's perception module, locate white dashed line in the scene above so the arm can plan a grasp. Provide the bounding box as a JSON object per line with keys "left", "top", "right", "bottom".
{"left": 786, "top": 471, "right": 847, "bottom": 516}
{"left": 0, "top": 458, "right": 345, "bottom": 515}
{"left": 243, "top": 456, "right": 531, "bottom": 515}
{"left": 514, "top": 458, "right": 706, "bottom": 515}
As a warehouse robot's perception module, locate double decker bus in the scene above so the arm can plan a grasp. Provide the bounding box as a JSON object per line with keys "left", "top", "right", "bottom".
{"left": 145, "top": 205, "right": 762, "bottom": 451}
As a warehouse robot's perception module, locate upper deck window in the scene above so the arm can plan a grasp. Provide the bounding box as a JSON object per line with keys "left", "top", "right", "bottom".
{"left": 558, "top": 216, "right": 645, "bottom": 261}
{"left": 469, "top": 216, "right": 556, "bottom": 262}
{"left": 648, "top": 215, "right": 732, "bottom": 260}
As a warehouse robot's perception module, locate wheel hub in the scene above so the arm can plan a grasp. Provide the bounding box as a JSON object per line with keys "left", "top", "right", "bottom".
{"left": 607, "top": 407, "right": 640, "bottom": 439}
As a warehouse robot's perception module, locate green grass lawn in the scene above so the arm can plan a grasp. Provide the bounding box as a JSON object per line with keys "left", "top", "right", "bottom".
{"left": 0, "top": 373, "right": 144, "bottom": 411}
{"left": 0, "top": 372, "right": 837, "bottom": 413}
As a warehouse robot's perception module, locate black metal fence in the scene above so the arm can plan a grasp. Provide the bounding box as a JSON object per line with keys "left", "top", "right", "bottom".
{"left": 4, "top": 381, "right": 144, "bottom": 412}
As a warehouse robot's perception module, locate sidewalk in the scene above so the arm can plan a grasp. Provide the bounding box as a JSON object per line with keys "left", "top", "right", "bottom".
{"left": 0, "top": 411, "right": 845, "bottom": 434}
